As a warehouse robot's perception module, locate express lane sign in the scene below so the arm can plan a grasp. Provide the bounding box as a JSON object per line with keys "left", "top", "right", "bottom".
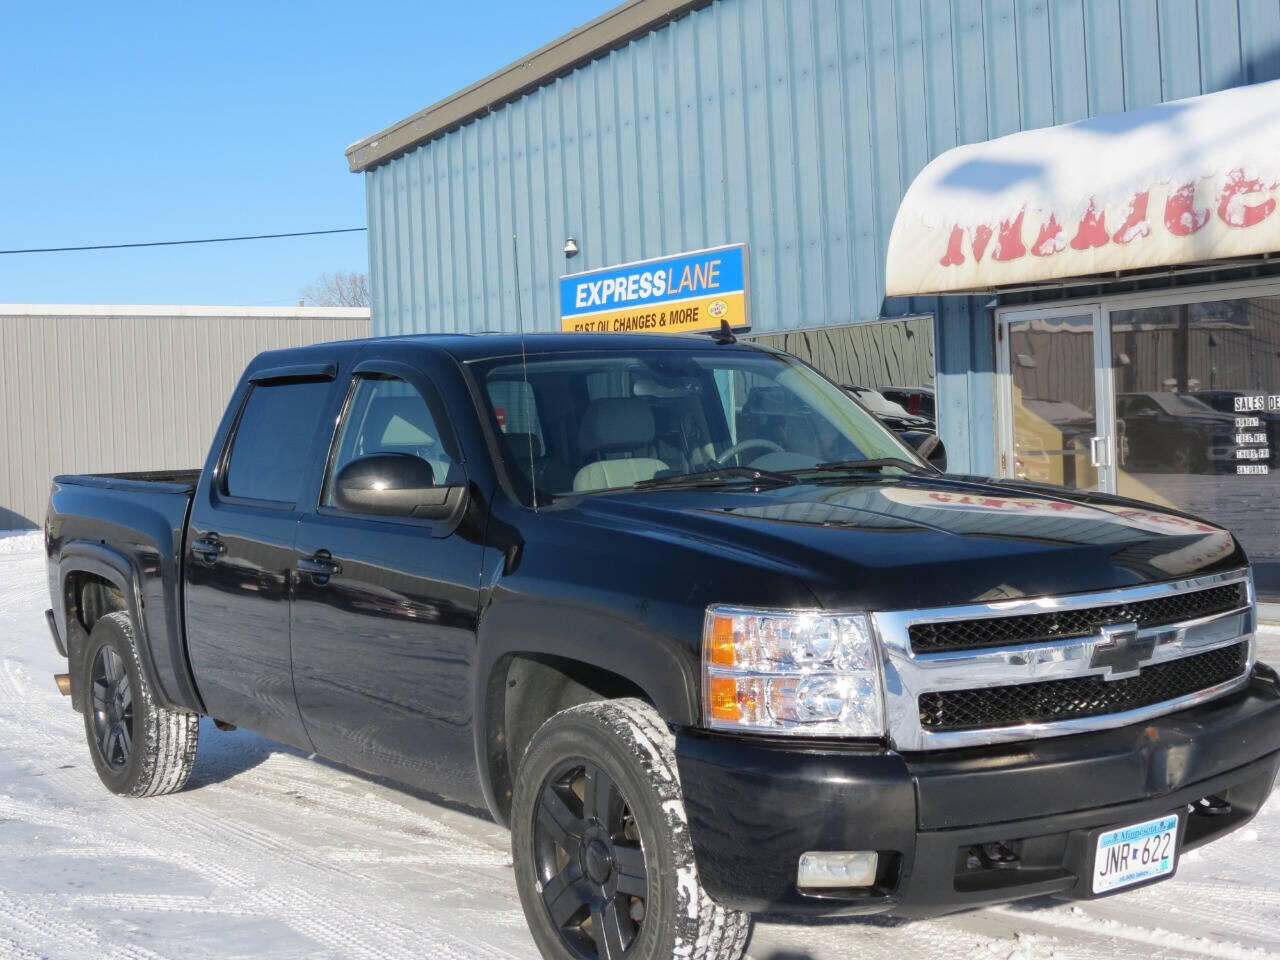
{"left": 559, "top": 244, "right": 748, "bottom": 334}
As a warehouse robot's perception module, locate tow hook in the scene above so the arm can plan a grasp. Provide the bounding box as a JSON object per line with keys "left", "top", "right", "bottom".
{"left": 53, "top": 673, "right": 71, "bottom": 696}
{"left": 1189, "top": 795, "right": 1232, "bottom": 817}
{"left": 969, "top": 840, "right": 1021, "bottom": 870}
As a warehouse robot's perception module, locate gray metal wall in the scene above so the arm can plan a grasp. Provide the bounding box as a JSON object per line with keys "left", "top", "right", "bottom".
{"left": 363, "top": 0, "right": 1280, "bottom": 474}
{"left": 746, "top": 316, "right": 935, "bottom": 393}
{"left": 0, "top": 306, "right": 370, "bottom": 529}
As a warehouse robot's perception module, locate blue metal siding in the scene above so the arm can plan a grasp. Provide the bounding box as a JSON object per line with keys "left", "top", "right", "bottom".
{"left": 364, "top": 0, "right": 1280, "bottom": 472}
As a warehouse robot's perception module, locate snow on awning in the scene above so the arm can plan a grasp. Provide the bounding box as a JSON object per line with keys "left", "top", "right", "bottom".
{"left": 885, "top": 80, "right": 1280, "bottom": 296}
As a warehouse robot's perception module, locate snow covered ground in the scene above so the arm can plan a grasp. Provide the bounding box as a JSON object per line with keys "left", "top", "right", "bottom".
{"left": 1, "top": 528, "right": 1278, "bottom": 960}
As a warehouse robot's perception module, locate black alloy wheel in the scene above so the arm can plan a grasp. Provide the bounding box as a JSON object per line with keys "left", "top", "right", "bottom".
{"left": 90, "top": 645, "right": 133, "bottom": 771}
{"left": 79, "top": 611, "right": 200, "bottom": 797}
{"left": 534, "top": 759, "right": 648, "bottom": 959}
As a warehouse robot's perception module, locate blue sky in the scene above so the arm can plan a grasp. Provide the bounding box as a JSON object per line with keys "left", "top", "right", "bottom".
{"left": 0, "top": 0, "right": 613, "bottom": 306}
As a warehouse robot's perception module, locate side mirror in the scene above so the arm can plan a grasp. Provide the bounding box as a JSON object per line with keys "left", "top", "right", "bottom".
{"left": 332, "top": 453, "right": 465, "bottom": 520}
{"left": 903, "top": 431, "right": 947, "bottom": 471}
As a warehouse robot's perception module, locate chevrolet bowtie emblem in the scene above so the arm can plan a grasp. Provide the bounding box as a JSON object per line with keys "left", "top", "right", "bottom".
{"left": 1089, "top": 623, "right": 1155, "bottom": 680}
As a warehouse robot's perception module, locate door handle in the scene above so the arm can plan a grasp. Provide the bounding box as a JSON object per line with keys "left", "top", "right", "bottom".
{"left": 190, "top": 535, "right": 225, "bottom": 564}
{"left": 298, "top": 551, "right": 342, "bottom": 584}
{"left": 1089, "top": 436, "right": 1109, "bottom": 468}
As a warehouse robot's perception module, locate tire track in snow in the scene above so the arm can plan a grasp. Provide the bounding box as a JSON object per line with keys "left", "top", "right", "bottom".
{"left": 5, "top": 537, "right": 1280, "bottom": 960}
{"left": 0, "top": 564, "right": 526, "bottom": 959}
{"left": 109, "top": 780, "right": 525, "bottom": 960}
{"left": 6, "top": 758, "right": 523, "bottom": 960}
{"left": 0, "top": 888, "right": 174, "bottom": 960}
{"left": 988, "top": 901, "right": 1280, "bottom": 960}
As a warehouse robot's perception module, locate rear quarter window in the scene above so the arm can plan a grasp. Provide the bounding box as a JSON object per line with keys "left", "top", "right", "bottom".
{"left": 224, "top": 380, "right": 332, "bottom": 503}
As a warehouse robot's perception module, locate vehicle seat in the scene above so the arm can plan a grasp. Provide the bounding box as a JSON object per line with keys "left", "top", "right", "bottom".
{"left": 573, "top": 398, "right": 669, "bottom": 491}
{"left": 503, "top": 432, "right": 574, "bottom": 493}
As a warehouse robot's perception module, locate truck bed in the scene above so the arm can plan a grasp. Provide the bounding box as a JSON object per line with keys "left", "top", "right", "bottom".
{"left": 46, "top": 469, "right": 203, "bottom": 714}
{"left": 52, "top": 469, "right": 201, "bottom": 492}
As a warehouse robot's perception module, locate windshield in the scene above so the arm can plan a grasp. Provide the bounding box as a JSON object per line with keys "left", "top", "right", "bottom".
{"left": 472, "top": 347, "right": 919, "bottom": 498}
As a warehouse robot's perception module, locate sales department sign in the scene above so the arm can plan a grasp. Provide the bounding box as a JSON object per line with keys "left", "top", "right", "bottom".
{"left": 560, "top": 244, "right": 749, "bottom": 334}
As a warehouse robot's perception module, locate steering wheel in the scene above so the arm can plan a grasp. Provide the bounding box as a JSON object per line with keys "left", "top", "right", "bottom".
{"left": 715, "top": 437, "right": 785, "bottom": 466}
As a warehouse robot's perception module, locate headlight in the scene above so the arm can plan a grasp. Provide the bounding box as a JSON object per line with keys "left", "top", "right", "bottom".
{"left": 702, "top": 606, "right": 884, "bottom": 737}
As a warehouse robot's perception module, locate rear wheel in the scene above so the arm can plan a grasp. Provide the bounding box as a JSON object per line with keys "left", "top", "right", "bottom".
{"left": 80, "top": 612, "right": 199, "bottom": 797}
{"left": 511, "top": 698, "right": 749, "bottom": 960}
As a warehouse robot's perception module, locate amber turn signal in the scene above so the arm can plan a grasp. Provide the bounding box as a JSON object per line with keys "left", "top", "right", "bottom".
{"left": 708, "top": 676, "right": 739, "bottom": 721}
{"left": 709, "top": 615, "right": 736, "bottom": 666}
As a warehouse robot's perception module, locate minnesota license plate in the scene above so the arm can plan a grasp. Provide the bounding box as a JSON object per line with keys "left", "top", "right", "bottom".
{"left": 1092, "top": 814, "right": 1179, "bottom": 894}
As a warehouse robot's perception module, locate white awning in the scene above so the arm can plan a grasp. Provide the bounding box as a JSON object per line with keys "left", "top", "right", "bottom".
{"left": 886, "top": 80, "right": 1280, "bottom": 296}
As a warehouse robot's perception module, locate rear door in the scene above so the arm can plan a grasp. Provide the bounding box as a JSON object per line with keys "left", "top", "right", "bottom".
{"left": 184, "top": 363, "right": 341, "bottom": 748}
{"left": 289, "top": 355, "right": 486, "bottom": 800}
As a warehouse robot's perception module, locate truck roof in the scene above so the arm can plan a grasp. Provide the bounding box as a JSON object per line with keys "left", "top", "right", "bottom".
{"left": 255, "top": 330, "right": 770, "bottom": 366}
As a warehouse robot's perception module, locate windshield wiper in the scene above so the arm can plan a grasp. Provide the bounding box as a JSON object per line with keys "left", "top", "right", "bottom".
{"left": 631, "top": 465, "right": 798, "bottom": 490}
{"left": 792, "top": 457, "right": 927, "bottom": 476}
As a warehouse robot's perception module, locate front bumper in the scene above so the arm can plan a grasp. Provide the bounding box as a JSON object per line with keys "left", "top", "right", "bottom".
{"left": 675, "top": 665, "right": 1280, "bottom": 918}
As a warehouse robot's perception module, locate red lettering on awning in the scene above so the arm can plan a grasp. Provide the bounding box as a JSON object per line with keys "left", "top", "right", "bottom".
{"left": 939, "top": 224, "right": 994, "bottom": 266}
{"left": 1112, "top": 191, "right": 1150, "bottom": 244}
{"left": 1217, "top": 169, "right": 1276, "bottom": 227}
{"left": 1032, "top": 214, "right": 1066, "bottom": 257}
{"left": 1164, "top": 181, "right": 1210, "bottom": 235}
{"left": 993, "top": 211, "right": 1026, "bottom": 261}
{"left": 937, "top": 169, "right": 1279, "bottom": 269}
{"left": 1071, "top": 200, "right": 1109, "bottom": 249}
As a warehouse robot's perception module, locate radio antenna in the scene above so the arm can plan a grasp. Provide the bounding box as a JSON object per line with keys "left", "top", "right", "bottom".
{"left": 512, "top": 233, "right": 538, "bottom": 510}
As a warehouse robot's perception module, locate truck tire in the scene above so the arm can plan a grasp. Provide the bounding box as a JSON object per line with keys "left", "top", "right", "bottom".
{"left": 79, "top": 611, "right": 200, "bottom": 797}
{"left": 511, "top": 698, "right": 750, "bottom": 960}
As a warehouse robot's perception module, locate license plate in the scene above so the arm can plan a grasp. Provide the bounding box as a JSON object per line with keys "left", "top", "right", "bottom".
{"left": 1092, "top": 814, "right": 1179, "bottom": 894}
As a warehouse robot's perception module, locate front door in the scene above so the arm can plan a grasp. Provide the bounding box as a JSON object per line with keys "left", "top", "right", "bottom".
{"left": 289, "top": 361, "right": 486, "bottom": 803}
{"left": 998, "top": 306, "right": 1114, "bottom": 492}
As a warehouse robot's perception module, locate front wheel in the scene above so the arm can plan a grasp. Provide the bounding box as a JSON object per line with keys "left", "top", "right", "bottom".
{"left": 511, "top": 698, "right": 749, "bottom": 960}
{"left": 79, "top": 611, "right": 200, "bottom": 797}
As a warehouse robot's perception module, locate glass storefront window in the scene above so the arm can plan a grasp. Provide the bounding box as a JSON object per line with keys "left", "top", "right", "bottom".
{"left": 1111, "top": 296, "right": 1280, "bottom": 601}
{"left": 1006, "top": 312, "right": 1099, "bottom": 490}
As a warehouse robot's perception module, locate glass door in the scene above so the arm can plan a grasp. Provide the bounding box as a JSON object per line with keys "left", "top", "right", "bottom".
{"left": 1000, "top": 289, "right": 1280, "bottom": 607}
{"left": 1108, "top": 294, "right": 1279, "bottom": 602}
{"left": 998, "top": 306, "right": 1112, "bottom": 492}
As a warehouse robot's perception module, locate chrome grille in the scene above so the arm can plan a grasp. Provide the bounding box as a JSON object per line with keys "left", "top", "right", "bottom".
{"left": 873, "top": 570, "right": 1255, "bottom": 751}
{"left": 908, "top": 582, "right": 1246, "bottom": 653}
{"left": 918, "top": 641, "right": 1248, "bottom": 731}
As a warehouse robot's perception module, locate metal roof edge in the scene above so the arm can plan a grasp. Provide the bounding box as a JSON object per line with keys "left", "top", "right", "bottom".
{"left": 0, "top": 305, "right": 371, "bottom": 319}
{"left": 344, "top": 0, "right": 711, "bottom": 173}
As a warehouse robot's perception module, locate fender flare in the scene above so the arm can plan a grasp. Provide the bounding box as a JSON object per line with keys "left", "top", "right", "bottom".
{"left": 57, "top": 542, "right": 173, "bottom": 713}
{"left": 470, "top": 621, "right": 701, "bottom": 825}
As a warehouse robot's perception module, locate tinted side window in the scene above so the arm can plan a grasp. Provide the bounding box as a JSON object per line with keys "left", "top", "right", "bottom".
{"left": 324, "top": 376, "right": 457, "bottom": 507}
{"left": 224, "top": 380, "right": 332, "bottom": 503}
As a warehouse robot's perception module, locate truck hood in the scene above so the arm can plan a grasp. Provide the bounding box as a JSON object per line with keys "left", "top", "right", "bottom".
{"left": 572, "top": 474, "right": 1245, "bottom": 610}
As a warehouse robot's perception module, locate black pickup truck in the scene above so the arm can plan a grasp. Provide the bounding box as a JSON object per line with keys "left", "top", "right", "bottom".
{"left": 45, "top": 333, "right": 1279, "bottom": 960}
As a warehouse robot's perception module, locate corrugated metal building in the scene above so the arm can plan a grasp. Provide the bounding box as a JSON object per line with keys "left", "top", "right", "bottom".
{"left": 0, "top": 305, "right": 370, "bottom": 529}
{"left": 349, "top": 0, "right": 1280, "bottom": 472}
{"left": 348, "top": 0, "right": 1280, "bottom": 610}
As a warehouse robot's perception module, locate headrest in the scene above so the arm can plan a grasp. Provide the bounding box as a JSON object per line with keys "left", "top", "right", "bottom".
{"left": 502, "top": 432, "right": 544, "bottom": 459}
{"left": 742, "top": 386, "right": 791, "bottom": 415}
{"left": 578, "top": 398, "right": 656, "bottom": 452}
